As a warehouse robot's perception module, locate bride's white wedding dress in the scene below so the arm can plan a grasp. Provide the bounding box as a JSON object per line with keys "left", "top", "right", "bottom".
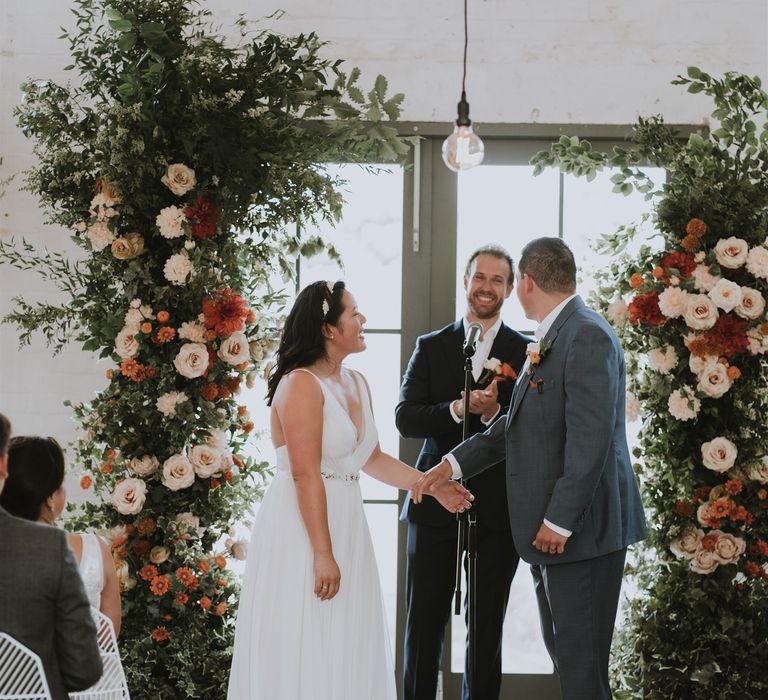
{"left": 228, "top": 368, "right": 396, "bottom": 699}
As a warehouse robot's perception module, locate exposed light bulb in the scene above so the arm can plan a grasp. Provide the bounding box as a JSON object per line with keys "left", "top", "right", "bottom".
{"left": 442, "top": 93, "right": 485, "bottom": 172}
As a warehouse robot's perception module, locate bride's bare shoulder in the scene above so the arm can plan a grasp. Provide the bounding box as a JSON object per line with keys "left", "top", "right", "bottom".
{"left": 273, "top": 368, "right": 323, "bottom": 404}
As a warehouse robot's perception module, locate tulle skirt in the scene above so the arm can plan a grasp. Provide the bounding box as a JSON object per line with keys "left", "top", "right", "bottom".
{"left": 227, "top": 471, "right": 396, "bottom": 699}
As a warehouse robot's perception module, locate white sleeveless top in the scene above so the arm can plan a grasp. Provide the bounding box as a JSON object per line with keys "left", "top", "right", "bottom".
{"left": 77, "top": 532, "right": 105, "bottom": 609}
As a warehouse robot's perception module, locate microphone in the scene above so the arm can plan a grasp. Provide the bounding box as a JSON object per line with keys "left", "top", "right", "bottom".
{"left": 463, "top": 322, "right": 483, "bottom": 357}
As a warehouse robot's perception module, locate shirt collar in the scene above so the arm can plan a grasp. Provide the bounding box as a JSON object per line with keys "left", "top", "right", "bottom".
{"left": 534, "top": 294, "right": 577, "bottom": 340}
{"left": 462, "top": 315, "right": 502, "bottom": 342}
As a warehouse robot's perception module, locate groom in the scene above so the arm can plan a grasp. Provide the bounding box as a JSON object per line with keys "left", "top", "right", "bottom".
{"left": 413, "top": 237, "right": 647, "bottom": 700}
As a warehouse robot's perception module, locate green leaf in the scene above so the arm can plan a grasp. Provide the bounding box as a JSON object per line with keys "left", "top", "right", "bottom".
{"left": 117, "top": 32, "right": 137, "bottom": 52}
{"left": 374, "top": 74, "right": 388, "bottom": 102}
{"left": 108, "top": 18, "right": 134, "bottom": 32}
{"left": 687, "top": 66, "right": 702, "bottom": 79}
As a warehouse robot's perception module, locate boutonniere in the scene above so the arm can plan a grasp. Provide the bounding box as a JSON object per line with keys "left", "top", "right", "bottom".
{"left": 526, "top": 340, "right": 552, "bottom": 374}
{"left": 478, "top": 357, "right": 518, "bottom": 386}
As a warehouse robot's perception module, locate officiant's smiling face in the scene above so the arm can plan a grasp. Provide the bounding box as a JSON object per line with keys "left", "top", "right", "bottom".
{"left": 326, "top": 289, "right": 367, "bottom": 356}
{"left": 464, "top": 254, "right": 513, "bottom": 321}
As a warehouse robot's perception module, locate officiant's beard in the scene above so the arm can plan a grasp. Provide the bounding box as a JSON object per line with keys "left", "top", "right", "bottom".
{"left": 467, "top": 291, "right": 504, "bottom": 320}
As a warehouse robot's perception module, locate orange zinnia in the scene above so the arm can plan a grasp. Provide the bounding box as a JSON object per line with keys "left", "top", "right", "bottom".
{"left": 175, "top": 592, "right": 189, "bottom": 606}
{"left": 150, "top": 627, "right": 170, "bottom": 642}
{"left": 150, "top": 576, "right": 171, "bottom": 596}
{"left": 154, "top": 326, "right": 176, "bottom": 344}
{"left": 157, "top": 310, "right": 170, "bottom": 323}
{"left": 140, "top": 564, "right": 158, "bottom": 581}
{"left": 215, "top": 555, "right": 227, "bottom": 569}
{"left": 80, "top": 476, "right": 92, "bottom": 490}
{"left": 199, "top": 596, "right": 212, "bottom": 610}
{"left": 214, "top": 602, "right": 227, "bottom": 616}
{"left": 177, "top": 567, "right": 199, "bottom": 590}
{"left": 629, "top": 273, "right": 644, "bottom": 289}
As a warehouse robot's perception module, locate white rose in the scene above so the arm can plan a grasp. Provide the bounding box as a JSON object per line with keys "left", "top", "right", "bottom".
{"left": 689, "top": 353, "right": 718, "bottom": 376}
{"left": 625, "top": 391, "right": 642, "bottom": 423}
{"left": 156, "top": 205, "right": 187, "bottom": 239}
{"left": 483, "top": 357, "right": 502, "bottom": 371}
{"left": 189, "top": 444, "right": 226, "bottom": 478}
{"left": 128, "top": 455, "right": 159, "bottom": 477}
{"left": 747, "top": 246, "right": 768, "bottom": 280}
{"left": 150, "top": 546, "right": 171, "bottom": 565}
{"left": 87, "top": 221, "right": 116, "bottom": 251}
{"left": 173, "top": 343, "right": 209, "bottom": 379}
{"left": 657, "top": 288, "right": 688, "bottom": 319}
{"left": 715, "top": 237, "right": 748, "bottom": 269}
{"left": 647, "top": 346, "right": 678, "bottom": 374}
{"left": 683, "top": 295, "right": 719, "bottom": 330}
{"left": 114, "top": 559, "right": 130, "bottom": 586}
{"left": 226, "top": 538, "right": 249, "bottom": 561}
{"left": 713, "top": 532, "right": 746, "bottom": 565}
{"left": 606, "top": 298, "right": 629, "bottom": 326}
{"left": 178, "top": 321, "right": 207, "bottom": 343}
{"left": 162, "top": 454, "right": 196, "bottom": 491}
{"left": 164, "top": 252, "right": 194, "bottom": 286}
{"left": 735, "top": 287, "right": 766, "bottom": 320}
{"left": 114, "top": 328, "right": 140, "bottom": 359}
{"left": 156, "top": 391, "right": 188, "bottom": 417}
{"left": 670, "top": 527, "right": 704, "bottom": 559}
{"left": 747, "top": 458, "right": 768, "bottom": 484}
{"left": 218, "top": 332, "right": 250, "bottom": 366}
{"left": 701, "top": 436, "right": 738, "bottom": 473}
{"left": 697, "top": 361, "right": 733, "bottom": 398}
{"left": 696, "top": 502, "right": 713, "bottom": 527}
{"left": 110, "top": 477, "right": 147, "bottom": 515}
{"left": 668, "top": 386, "right": 701, "bottom": 421}
{"left": 692, "top": 264, "right": 720, "bottom": 292}
{"left": 708, "top": 278, "right": 742, "bottom": 312}
{"left": 690, "top": 548, "right": 719, "bottom": 574}
{"left": 161, "top": 163, "right": 196, "bottom": 196}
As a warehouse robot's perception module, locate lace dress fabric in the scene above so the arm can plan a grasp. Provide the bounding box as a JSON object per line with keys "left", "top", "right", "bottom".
{"left": 77, "top": 532, "right": 104, "bottom": 610}
{"left": 228, "top": 368, "right": 396, "bottom": 699}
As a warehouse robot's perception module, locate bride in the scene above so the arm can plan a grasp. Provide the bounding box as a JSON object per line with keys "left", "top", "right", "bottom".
{"left": 228, "top": 281, "right": 473, "bottom": 699}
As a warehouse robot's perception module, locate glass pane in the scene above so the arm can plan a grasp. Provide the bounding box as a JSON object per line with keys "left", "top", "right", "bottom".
{"left": 450, "top": 564, "right": 554, "bottom": 674}
{"left": 300, "top": 164, "right": 404, "bottom": 329}
{"left": 563, "top": 168, "right": 667, "bottom": 303}
{"left": 457, "top": 166, "right": 561, "bottom": 333}
{"left": 345, "top": 333, "right": 401, "bottom": 501}
{"left": 365, "top": 503, "right": 399, "bottom": 658}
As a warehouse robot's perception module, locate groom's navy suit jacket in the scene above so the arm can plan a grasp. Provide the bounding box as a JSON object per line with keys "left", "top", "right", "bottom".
{"left": 452, "top": 297, "right": 647, "bottom": 565}
{"left": 397, "top": 320, "right": 529, "bottom": 528}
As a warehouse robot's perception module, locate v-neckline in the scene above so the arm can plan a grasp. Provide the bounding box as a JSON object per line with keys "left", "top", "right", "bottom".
{"left": 321, "top": 370, "right": 366, "bottom": 449}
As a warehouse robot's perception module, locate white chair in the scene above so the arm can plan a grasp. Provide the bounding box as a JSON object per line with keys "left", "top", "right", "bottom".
{"left": 69, "top": 609, "right": 130, "bottom": 700}
{"left": 0, "top": 632, "right": 53, "bottom": 700}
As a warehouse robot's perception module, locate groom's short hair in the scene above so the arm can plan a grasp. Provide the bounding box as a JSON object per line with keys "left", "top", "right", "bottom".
{"left": 519, "top": 238, "right": 576, "bottom": 294}
{"left": 0, "top": 414, "right": 10, "bottom": 456}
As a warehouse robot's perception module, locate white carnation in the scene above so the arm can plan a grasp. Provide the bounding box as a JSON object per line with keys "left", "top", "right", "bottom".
{"left": 708, "top": 278, "right": 742, "bottom": 312}
{"left": 606, "top": 298, "right": 629, "bottom": 326}
{"left": 164, "top": 252, "right": 194, "bottom": 286}
{"left": 124, "top": 307, "right": 143, "bottom": 330}
{"left": 162, "top": 454, "right": 196, "bottom": 491}
{"left": 218, "top": 332, "right": 250, "bottom": 366}
{"left": 625, "top": 390, "right": 642, "bottom": 423}
{"left": 87, "top": 221, "right": 116, "bottom": 251}
{"left": 692, "top": 264, "right": 720, "bottom": 292}
{"left": 111, "top": 478, "right": 147, "bottom": 515}
{"left": 657, "top": 287, "right": 688, "bottom": 318}
{"left": 483, "top": 357, "right": 501, "bottom": 371}
{"left": 206, "top": 430, "right": 230, "bottom": 451}
{"left": 647, "top": 346, "right": 678, "bottom": 374}
{"left": 178, "top": 321, "right": 207, "bottom": 343}
{"left": 668, "top": 385, "right": 701, "bottom": 421}
{"left": 715, "top": 237, "right": 748, "bottom": 269}
{"left": 156, "top": 205, "right": 187, "bottom": 239}
{"left": 746, "top": 245, "right": 768, "bottom": 280}
{"left": 156, "top": 391, "right": 188, "bottom": 416}
{"left": 701, "top": 436, "right": 738, "bottom": 473}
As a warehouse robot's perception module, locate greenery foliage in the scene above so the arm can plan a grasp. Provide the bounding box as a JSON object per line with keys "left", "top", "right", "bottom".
{"left": 533, "top": 68, "right": 768, "bottom": 698}
{"left": 1, "top": 1, "right": 412, "bottom": 697}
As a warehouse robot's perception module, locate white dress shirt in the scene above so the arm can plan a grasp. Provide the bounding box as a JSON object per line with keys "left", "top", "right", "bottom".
{"left": 446, "top": 295, "right": 578, "bottom": 538}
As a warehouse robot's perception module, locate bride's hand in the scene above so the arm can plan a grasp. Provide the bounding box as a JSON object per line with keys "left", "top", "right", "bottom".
{"left": 430, "top": 480, "right": 474, "bottom": 514}
{"left": 313, "top": 551, "right": 341, "bottom": 601}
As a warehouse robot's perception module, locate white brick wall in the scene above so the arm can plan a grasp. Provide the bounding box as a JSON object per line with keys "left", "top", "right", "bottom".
{"left": 1, "top": 0, "right": 766, "bottom": 455}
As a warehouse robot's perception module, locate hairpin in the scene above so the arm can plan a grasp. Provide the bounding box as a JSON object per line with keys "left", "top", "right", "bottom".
{"left": 326, "top": 281, "right": 335, "bottom": 294}
{"left": 322, "top": 299, "right": 330, "bottom": 316}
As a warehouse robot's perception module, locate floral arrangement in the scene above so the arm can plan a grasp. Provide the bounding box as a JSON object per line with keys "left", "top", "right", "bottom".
{"left": 0, "top": 1, "right": 412, "bottom": 697}
{"left": 478, "top": 356, "right": 518, "bottom": 384}
{"left": 532, "top": 68, "right": 768, "bottom": 698}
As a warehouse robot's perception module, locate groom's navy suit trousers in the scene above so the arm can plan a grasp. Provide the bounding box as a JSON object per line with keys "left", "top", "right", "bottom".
{"left": 397, "top": 320, "right": 528, "bottom": 700}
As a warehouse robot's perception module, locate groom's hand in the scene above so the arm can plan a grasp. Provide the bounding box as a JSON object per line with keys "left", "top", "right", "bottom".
{"left": 411, "top": 460, "right": 453, "bottom": 504}
{"left": 532, "top": 522, "right": 567, "bottom": 555}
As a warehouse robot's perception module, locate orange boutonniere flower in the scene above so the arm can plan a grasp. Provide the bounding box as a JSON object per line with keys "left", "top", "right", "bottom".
{"left": 478, "top": 357, "right": 518, "bottom": 386}
{"left": 526, "top": 340, "right": 552, "bottom": 374}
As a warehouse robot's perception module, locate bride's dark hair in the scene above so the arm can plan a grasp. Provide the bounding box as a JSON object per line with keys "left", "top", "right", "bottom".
{"left": 266, "top": 280, "right": 346, "bottom": 405}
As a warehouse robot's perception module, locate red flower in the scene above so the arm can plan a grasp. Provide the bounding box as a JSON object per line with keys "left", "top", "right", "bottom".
{"left": 758, "top": 540, "right": 768, "bottom": 557}
{"left": 140, "top": 564, "right": 158, "bottom": 581}
{"left": 745, "top": 560, "right": 761, "bottom": 577}
{"left": 700, "top": 533, "right": 718, "bottom": 552}
{"left": 702, "top": 314, "right": 749, "bottom": 358}
{"left": 199, "top": 596, "right": 212, "bottom": 610}
{"left": 132, "top": 538, "right": 150, "bottom": 558}
{"left": 176, "top": 567, "right": 199, "bottom": 590}
{"left": 150, "top": 627, "right": 170, "bottom": 642}
{"left": 675, "top": 500, "right": 695, "bottom": 518}
{"left": 724, "top": 479, "right": 743, "bottom": 495}
{"left": 184, "top": 197, "right": 219, "bottom": 239}
{"left": 202, "top": 289, "right": 249, "bottom": 337}
{"left": 710, "top": 498, "right": 733, "bottom": 518}
{"left": 150, "top": 576, "right": 171, "bottom": 596}
{"left": 628, "top": 291, "right": 665, "bottom": 326}
{"left": 175, "top": 592, "right": 189, "bottom": 606}
{"left": 660, "top": 251, "right": 696, "bottom": 278}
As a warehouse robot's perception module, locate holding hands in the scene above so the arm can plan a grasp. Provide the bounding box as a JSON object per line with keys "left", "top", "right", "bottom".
{"left": 430, "top": 478, "right": 474, "bottom": 514}
{"left": 411, "top": 460, "right": 455, "bottom": 506}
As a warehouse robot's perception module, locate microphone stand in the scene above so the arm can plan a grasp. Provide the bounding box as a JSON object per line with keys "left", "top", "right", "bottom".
{"left": 454, "top": 343, "right": 478, "bottom": 700}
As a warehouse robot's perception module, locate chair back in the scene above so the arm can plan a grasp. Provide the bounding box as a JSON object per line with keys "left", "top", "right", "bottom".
{"left": 69, "top": 609, "right": 130, "bottom": 700}
{"left": 0, "top": 632, "right": 53, "bottom": 700}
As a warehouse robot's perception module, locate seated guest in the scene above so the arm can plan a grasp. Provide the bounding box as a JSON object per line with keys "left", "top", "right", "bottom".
{"left": 0, "top": 435, "right": 121, "bottom": 636}
{"left": 0, "top": 414, "right": 102, "bottom": 699}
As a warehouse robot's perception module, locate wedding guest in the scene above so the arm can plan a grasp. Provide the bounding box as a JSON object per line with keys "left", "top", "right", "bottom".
{"left": 397, "top": 245, "right": 529, "bottom": 700}
{"left": 414, "top": 238, "right": 648, "bottom": 700}
{"left": 0, "top": 415, "right": 102, "bottom": 699}
{"left": 0, "top": 435, "right": 121, "bottom": 636}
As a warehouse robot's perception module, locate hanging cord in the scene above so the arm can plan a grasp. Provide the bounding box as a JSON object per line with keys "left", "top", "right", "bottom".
{"left": 461, "top": 0, "right": 468, "bottom": 98}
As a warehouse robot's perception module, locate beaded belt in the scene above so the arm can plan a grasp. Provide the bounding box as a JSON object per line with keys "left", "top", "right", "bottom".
{"left": 321, "top": 470, "right": 359, "bottom": 482}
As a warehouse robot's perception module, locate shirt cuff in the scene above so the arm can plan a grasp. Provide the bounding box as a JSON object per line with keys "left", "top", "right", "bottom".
{"left": 448, "top": 400, "right": 462, "bottom": 424}
{"left": 543, "top": 519, "right": 572, "bottom": 538}
{"left": 443, "top": 453, "right": 463, "bottom": 480}
{"left": 480, "top": 403, "right": 501, "bottom": 426}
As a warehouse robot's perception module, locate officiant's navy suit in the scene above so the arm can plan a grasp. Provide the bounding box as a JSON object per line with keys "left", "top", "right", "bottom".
{"left": 397, "top": 320, "right": 528, "bottom": 700}
{"left": 451, "top": 297, "right": 647, "bottom": 700}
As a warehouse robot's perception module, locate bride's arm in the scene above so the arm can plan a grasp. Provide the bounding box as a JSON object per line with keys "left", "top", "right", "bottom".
{"left": 274, "top": 371, "right": 340, "bottom": 601}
